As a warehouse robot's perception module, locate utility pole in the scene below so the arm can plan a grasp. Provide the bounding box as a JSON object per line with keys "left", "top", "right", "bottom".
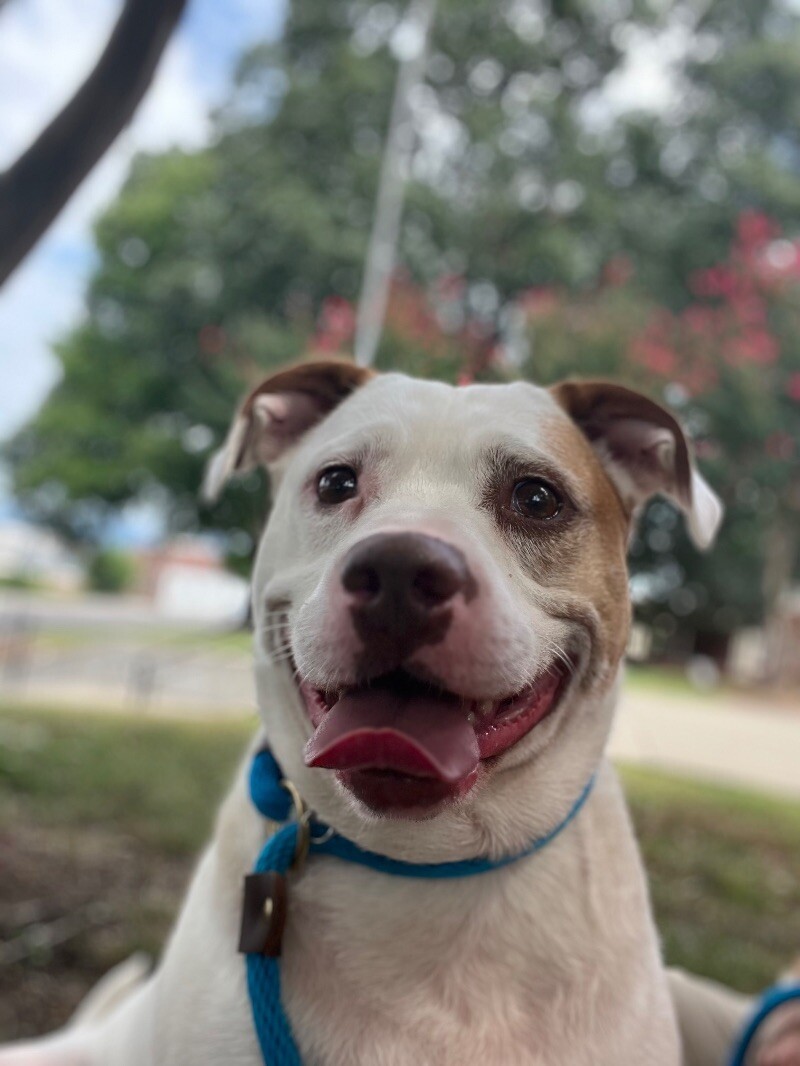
{"left": 353, "top": 0, "right": 438, "bottom": 368}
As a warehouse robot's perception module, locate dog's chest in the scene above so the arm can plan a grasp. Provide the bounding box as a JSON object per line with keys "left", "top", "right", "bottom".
{"left": 278, "top": 855, "right": 671, "bottom": 1066}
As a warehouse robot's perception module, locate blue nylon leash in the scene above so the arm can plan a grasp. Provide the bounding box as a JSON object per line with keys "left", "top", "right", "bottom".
{"left": 246, "top": 820, "right": 305, "bottom": 1066}
{"left": 242, "top": 749, "right": 596, "bottom": 1064}
{"left": 243, "top": 750, "right": 800, "bottom": 1066}
{"left": 727, "top": 983, "right": 800, "bottom": 1066}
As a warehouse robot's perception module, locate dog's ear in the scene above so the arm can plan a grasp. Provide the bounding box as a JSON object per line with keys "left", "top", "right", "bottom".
{"left": 551, "top": 380, "right": 723, "bottom": 549}
{"left": 203, "top": 359, "right": 374, "bottom": 501}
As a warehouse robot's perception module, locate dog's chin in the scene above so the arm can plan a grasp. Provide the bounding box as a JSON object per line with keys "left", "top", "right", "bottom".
{"left": 291, "top": 658, "right": 573, "bottom": 818}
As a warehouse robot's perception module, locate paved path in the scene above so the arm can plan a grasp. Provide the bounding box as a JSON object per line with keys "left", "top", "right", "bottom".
{"left": 611, "top": 689, "right": 800, "bottom": 800}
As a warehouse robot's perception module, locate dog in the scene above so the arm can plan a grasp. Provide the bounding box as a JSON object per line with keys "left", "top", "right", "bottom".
{"left": 3, "top": 360, "right": 795, "bottom": 1066}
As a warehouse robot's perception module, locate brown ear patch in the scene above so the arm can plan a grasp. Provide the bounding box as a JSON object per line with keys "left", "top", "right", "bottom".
{"left": 551, "top": 378, "right": 722, "bottom": 549}
{"left": 241, "top": 358, "right": 375, "bottom": 420}
{"left": 203, "top": 358, "right": 375, "bottom": 501}
{"left": 551, "top": 380, "right": 692, "bottom": 508}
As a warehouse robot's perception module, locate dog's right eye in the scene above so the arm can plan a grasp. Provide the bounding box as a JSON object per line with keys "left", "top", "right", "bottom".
{"left": 317, "top": 465, "right": 359, "bottom": 504}
{"left": 510, "top": 478, "right": 562, "bottom": 520}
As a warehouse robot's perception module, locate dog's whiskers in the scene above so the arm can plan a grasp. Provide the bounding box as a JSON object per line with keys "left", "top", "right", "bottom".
{"left": 257, "top": 624, "right": 293, "bottom": 637}
{"left": 543, "top": 639, "right": 574, "bottom": 678}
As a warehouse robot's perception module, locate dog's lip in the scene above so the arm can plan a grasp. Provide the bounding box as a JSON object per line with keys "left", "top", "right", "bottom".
{"left": 298, "top": 660, "right": 572, "bottom": 767}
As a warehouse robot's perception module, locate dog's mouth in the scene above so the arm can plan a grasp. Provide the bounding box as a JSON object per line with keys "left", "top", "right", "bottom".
{"left": 297, "top": 663, "right": 570, "bottom": 812}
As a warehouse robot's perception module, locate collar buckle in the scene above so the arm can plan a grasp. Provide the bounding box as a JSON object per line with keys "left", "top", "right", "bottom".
{"left": 280, "top": 777, "right": 313, "bottom": 872}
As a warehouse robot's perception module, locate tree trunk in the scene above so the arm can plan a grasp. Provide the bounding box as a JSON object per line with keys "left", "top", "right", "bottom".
{"left": 761, "top": 516, "right": 797, "bottom": 683}
{"left": 0, "top": 0, "right": 188, "bottom": 287}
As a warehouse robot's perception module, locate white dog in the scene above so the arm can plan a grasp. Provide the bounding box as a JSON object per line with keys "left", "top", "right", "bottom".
{"left": 3, "top": 362, "right": 795, "bottom": 1066}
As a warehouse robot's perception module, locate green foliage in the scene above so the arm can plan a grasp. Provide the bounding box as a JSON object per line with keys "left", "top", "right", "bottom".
{"left": 87, "top": 549, "right": 135, "bottom": 594}
{"left": 0, "top": 573, "right": 41, "bottom": 591}
{"left": 622, "top": 764, "right": 800, "bottom": 992}
{"left": 6, "top": 0, "right": 800, "bottom": 644}
{"left": 521, "top": 214, "right": 800, "bottom": 644}
{"left": 0, "top": 705, "right": 251, "bottom": 855}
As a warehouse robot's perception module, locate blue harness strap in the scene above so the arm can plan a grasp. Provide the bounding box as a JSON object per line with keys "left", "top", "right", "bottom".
{"left": 727, "top": 983, "right": 800, "bottom": 1066}
{"left": 241, "top": 749, "right": 596, "bottom": 1064}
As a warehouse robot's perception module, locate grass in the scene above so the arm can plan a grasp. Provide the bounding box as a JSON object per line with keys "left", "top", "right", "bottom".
{"left": 32, "top": 625, "right": 252, "bottom": 656}
{"left": 0, "top": 704, "right": 252, "bottom": 854}
{"left": 625, "top": 663, "right": 720, "bottom": 698}
{"left": 1, "top": 703, "right": 799, "bottom": 1038}
{"left": 621, "top": 765, "right": 800, "bottom": 991}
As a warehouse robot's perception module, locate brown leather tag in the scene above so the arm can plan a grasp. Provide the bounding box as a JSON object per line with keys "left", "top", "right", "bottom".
{"left": 238, "top": 871, "right": 288, "bottom": 957}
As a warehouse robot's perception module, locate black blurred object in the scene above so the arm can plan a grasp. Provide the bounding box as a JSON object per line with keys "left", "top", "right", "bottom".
{"left": 0, "top": 0, "right": 188, "bottom": 287}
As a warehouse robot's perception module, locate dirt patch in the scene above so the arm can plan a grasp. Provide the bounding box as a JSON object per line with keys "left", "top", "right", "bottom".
{"left": 0, "top": 812, "right": 191, "bottom": 1042}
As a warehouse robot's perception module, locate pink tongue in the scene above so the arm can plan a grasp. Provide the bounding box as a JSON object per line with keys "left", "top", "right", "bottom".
{"left": 304, "top": 687, "right": 480, "bottom": 783}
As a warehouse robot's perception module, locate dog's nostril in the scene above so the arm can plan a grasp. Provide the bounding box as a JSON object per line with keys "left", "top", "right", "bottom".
{"left": 342, "top": 562, "right": 381, "bottom": 602}
{"left": 341, "top": 532, "right": 473, "bottom": 619}
{"left": 411, "top": 564, "right": 460, "bottom": 607}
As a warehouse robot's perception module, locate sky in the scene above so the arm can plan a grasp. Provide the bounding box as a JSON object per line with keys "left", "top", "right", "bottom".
{"left": 0, "top": 0, "right": 287, "bottom": 447}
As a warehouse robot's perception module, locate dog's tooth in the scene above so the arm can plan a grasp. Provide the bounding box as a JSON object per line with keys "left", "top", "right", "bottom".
{"left": 466, "top": 711, "right": 477, "bottom": 725}
{"left": 477, "top": 700, "right": 494, "bottom": 717}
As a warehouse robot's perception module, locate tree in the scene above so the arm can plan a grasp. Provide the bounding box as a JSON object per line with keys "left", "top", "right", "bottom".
{"left": 8, "top": 0, "right": 800, "bottom": 630}
{"left": 88, "top": 548, "right": 136, "bottom": 594}
{"left": 523, "top": 212, "right": 800, "bottom": 655}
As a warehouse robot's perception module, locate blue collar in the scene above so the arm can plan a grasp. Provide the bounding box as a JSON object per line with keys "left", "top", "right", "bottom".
{"left": 241, "top": 751, "right": 597, "bottom": 1065}
{"left": 249, "top": 748, "right": 597, "bottom": 879}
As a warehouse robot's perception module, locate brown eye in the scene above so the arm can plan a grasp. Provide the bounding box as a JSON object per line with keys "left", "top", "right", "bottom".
{"left": 317, "top": 465, "right": 358, "bottom": 504}
{"left": 511, "top": 478, "right": 562, "bottom": 520}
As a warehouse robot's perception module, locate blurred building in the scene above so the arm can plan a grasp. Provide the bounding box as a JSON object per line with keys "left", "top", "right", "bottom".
{"left": 0, "top": 519, "right": 84, "bottom": 592}
{"left": 721, "top": 590, "right": 800, "bottom": 687}
{"left": 135, "top": 535, "right": 249, "bottom": 624}
{"left": 767, "top": 589, "right": 800, "bottom": 686}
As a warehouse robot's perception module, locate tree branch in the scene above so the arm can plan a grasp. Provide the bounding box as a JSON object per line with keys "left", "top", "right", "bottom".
{"left": 0, "top": 0, "right": 189, "bottom": 287}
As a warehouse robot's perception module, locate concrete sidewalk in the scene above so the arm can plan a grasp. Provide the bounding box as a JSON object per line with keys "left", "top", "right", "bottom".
{"left": 610, "top": 688, "right": 800, "bottom": 799}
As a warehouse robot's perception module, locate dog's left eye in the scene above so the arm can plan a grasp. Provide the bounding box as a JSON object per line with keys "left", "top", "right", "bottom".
{"left": 510, "top": 478, "right": 562, "bottom": 520}
{"left": 317, "top": 465, "right": 358, "bottom": 504}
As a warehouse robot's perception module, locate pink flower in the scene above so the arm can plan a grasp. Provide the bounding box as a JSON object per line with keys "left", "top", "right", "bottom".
{"left": 736, "top": 210, "right": 777, "bottom": 251}
{"left": 198, "top": 324, "right": 226, "bottom": 355}
{"left": 786, "top": 372, "right": 800, "bottom": 402}
{"left": 765, "top": 431, "right": 795, "bottom": 460}
{"left": 725, "top": 330, "right": 779, "bottom": 367}
{"left": 632, "top": 337, "right": 678, "bottom": 376}
{"left": 602, "top": 255, "right": 633, "bottom": 288}
{"left": 682, "top": 306, "right": 718, "bottom": 336}
{"left": 518, "top": 286, "right": 559, "bottom": 318}
{"left": 313, "top": 296, "right": 356, "bottom": 352}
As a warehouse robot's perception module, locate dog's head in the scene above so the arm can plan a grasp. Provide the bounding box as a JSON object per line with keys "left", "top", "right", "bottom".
{"left": 207, "top": 360, "right": 721, "bottom": 857}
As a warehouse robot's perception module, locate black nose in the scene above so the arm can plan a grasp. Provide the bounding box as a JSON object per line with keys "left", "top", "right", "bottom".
{"left": 341, "top": 532, "right": 475, "bottom": 665}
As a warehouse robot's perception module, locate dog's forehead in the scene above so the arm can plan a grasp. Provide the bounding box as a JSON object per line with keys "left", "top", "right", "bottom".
{"left": 308, "top": 373, "right": 574, "bottom": 457}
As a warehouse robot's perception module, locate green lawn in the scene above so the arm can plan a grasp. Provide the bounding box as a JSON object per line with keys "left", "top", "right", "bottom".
{"left": 625, "top": 663, "right": 721, "bottom": 699}
{"left": 1, "top": 703, "right": 799, "bottom": 1039}
{"left": 0, "top": 704, "right": 252, "bottom": 854}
